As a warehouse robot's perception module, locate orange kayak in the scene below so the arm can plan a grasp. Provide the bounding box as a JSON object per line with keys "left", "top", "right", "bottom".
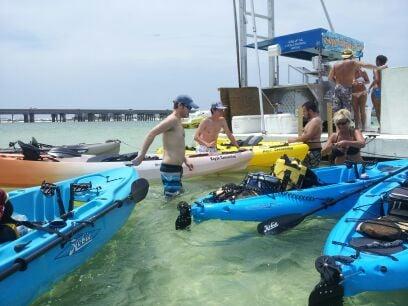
{"left": 0, "top": 154, "right": 119, "bottom": 188}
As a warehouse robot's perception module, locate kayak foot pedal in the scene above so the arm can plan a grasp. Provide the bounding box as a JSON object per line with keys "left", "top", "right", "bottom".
{"left": 175, "top": 202, "right": 191, "bottom": 230}
{"left": 309, "top": 255, "right": 344, "bottom": 306}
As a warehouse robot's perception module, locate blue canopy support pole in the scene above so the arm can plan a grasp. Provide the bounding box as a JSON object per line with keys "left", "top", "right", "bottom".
{"left": 320, "top": 0, "right": 335, "bottom": 32}
{"left": 233, "top": 0, "right": 242, "bottom": 88}
{"left": 239, "top": 0, "right": 248, "bottom": 87}
{"left": 249, "top": 0, "right": 266, "bottom": 134}
{"left": 267, "top": 0, "right": 276, "bottom": 86}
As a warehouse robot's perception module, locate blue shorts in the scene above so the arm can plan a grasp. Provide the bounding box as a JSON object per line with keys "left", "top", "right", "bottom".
{"left": 373, "top": 88, "right": 381, "bottom": 101}
{"left": 160, "top": 163, "right": 183, "bottom": 198}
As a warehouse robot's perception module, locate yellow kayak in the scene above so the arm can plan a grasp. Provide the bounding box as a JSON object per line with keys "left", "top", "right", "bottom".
{"left": 157, "top": 136, "right": 309, "bottom": 168}
{"left": 181, "top": 113, "right": 208, "bottom": 129}
{"left": 217, "top": 138, "right": 309, "bottom": 168}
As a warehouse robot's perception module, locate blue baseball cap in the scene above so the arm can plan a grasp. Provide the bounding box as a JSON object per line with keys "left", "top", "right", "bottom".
{"left": 174, "top": 95, "right": 199, "bottom": 110}
{"left": 211, "top": 101, "right": 227, "bottom": 110}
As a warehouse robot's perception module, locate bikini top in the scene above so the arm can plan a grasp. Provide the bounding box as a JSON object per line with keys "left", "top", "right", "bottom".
{"left": 332, "top": 129, "right": 360, "bottom": 157}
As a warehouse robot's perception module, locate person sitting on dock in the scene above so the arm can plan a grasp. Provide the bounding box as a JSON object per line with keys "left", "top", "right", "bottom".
{"left": 322, "top": 109, "right": 366, "bottom": 165}
{"left": 194, "top": 102, "right": 239, "bottom": 153}
{"left": 132, "top": 95, "right": 198, "bottom": 199}
{"left": 329, "top": 49, "right": 387, "bottom": 113}
{"left": 368, "top": 55, "right": 388, "bottom": 129}
{"left": 288, "top": 101, "right": 322, "bottom": 168}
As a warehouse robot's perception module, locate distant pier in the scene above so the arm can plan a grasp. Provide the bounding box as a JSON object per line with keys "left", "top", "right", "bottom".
{"left": 0, "top": 108, "right": 172, "bottom": 123}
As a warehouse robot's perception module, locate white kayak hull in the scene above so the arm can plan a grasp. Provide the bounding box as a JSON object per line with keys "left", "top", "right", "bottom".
{"left": 0, "top": 151, "right": 252, "bottom": 188}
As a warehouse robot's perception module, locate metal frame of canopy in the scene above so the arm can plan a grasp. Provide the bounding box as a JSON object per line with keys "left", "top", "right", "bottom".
{"left": 246, "top": 27, "right": 364, "bottom": 62}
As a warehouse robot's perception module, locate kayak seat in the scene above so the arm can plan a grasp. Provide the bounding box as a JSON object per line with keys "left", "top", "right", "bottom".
{"left": 247, "top": 136, "right": 263, "bottom": 146}
{"left": 48, "top": 147, "right": 82, "bottom": 158}
{"left": 387, "top": 186, "right": 408, "bottom": 219}
{"left": 357, "top": 214, "right": 408, "bottom": 243}
{"left": 377, "top": 165, "right": 402, "bottom": 173}
{"left": 18, "top": 141, "right": 41, "bottom": 161}
{"left": 236, "top": 136, "right": 253, "bottom": 147}
{"left": 87, "top": 152, "right": 138, "bottom": 162}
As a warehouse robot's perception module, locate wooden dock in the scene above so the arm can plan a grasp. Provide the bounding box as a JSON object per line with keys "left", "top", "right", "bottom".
{"left": 0, "top": 108, "right": 172, "bottom": 123}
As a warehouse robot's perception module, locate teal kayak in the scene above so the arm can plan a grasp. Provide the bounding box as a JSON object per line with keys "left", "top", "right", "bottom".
{"left": 0, "top": 167, "right": 149, "bottom": 306}
{"left": 176, "top": 160, "right": 408, "bottom": 230}
{"left": 309, "top": 167, "right": 408, "bottom": 305}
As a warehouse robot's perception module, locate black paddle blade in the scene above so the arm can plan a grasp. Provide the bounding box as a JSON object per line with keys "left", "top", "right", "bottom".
{"left": 129, "top": 178, "right": 149, "bottom": 203}
{"left": 257, "top": 213, "right": 305, "bottom": 235}
{"left": 175, "top": 201, "right": 191, "bottom": 230}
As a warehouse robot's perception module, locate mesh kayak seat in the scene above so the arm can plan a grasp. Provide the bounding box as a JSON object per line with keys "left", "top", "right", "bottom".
{"left": 247, "top": 136, "right": 263, "bottom": 146}
{"left": 18, "top": 141, "right": 41, "bottom": 161}
{"left": 387, "top": 186, "right": 408, "bottom": 219}
{"left": 87, "top": 152, "right": 138, "bottom": 162}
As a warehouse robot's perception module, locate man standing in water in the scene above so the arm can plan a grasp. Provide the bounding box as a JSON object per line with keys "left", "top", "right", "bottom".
{"left": 329, "top": 49, "right": 387, "bottom": 113}
{"left": 288, "top": 101, "right": 322, "bottom": 168}
{"left": 132, "top": 95, "right": 198, "bottom": 198}
{"left": 194, "top": 102, "right": 239, "bottom": 153}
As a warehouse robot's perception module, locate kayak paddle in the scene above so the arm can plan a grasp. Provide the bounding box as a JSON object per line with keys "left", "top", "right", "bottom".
{"left": 257, "top": 164, "right": 408, "bottom": 235}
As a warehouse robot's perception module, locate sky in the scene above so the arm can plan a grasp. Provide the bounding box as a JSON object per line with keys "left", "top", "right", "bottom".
{"left": 0, "top": 0, "right": 407, "bottom": 110}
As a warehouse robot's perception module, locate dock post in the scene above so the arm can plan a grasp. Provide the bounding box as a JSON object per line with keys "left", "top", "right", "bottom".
{"left": 327, "top": 102, "right": 333, "bottom": 136}
{"left": 297, "top": 105, "right": 303, "bottom": 136}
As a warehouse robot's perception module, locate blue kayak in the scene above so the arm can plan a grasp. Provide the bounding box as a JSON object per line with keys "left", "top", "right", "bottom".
{"left": 0, "top": 167, "right": 149, "bottom": 306}
{"left": 176, "top": 160, "right": 408, "bottom": 229}
{"left": 309, "top": 167, "right": 408, "bottom": 305}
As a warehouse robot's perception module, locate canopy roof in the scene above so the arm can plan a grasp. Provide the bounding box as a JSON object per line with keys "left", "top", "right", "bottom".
{"left": 247, "top": 28, "right": 364, "bottom": 61}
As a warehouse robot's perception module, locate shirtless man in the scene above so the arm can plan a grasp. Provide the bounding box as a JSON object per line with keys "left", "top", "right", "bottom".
{"left": 329, "top": 49, "right": 387, "bottom": 113}
{"left": 132, "top": 95, "right": 198, "bottom": 198}
{"left": 194, "top": 102, "right": 239, "bottom": 153}
{"left": 288, "top": 101, "right": 322, "bottom": 168}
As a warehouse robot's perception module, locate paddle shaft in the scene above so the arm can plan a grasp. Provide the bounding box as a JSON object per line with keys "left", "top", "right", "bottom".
{"left": 259, "top": 163, "right": 408, "bottom": 235}
{"left": 301, "top": 165, "right": 408, "bottom": 220}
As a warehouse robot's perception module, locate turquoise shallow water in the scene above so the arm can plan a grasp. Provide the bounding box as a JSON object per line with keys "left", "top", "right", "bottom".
{"left": 1, "top": 122, "right": 408, "bottom": 306}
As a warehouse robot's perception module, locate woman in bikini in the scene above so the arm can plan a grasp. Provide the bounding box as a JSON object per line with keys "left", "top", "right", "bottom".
{"left": 352, "top": 67, "right": 369, "bottom": 130}
{"left": 368, "top": 55, "right": 388, "bottom": 129}
{"left": 322, "top": 109, "right": 366, "bottom": 165}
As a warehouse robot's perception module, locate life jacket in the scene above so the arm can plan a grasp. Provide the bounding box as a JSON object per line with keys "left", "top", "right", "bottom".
{"left": 273, "top": 155, "right": 308, "bottom": 190}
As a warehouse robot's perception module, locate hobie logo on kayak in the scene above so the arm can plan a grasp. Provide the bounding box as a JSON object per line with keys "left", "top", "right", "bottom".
{"left": 55, "top": 229, "right": 100, "bottom": 259}
{"left": 264, "top": 222, "right": 279, "bottom": 232}
{"left": 210, "top": 154, "right": 237, "bottom": 161}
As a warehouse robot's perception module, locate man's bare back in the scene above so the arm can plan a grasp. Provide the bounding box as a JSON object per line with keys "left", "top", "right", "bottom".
{"left": 331, "top": 60, "right": 357, "bottom": 86}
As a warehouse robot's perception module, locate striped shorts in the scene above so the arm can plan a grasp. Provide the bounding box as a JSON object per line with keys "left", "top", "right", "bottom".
{"left": 160, "top": 163, "right": 183, "bottom": 199}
